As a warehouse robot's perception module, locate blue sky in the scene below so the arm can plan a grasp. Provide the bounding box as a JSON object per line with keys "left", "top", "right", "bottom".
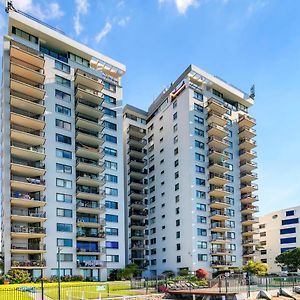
{"left": 1, "top": 0, "right": 300, "bottom": 215}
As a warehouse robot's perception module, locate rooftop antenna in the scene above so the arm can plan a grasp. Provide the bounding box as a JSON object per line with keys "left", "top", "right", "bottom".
{"left": 5, "top": 0, "right": 17, "bottom": 13}
{"left": 249, "top": 84, "right": 255, "bottom": 100}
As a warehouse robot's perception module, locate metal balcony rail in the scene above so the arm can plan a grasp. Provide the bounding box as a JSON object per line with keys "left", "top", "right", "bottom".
{"left": 127, "top": 125, "right": 146, "bottom": 134}
{"left": 208, "top": 111, "right": 225, "bottom": 119}
{"left": 209, "top": 186, "right": 228, "bottom": 192}
{"left": 11, "top": 210, "right": 46, "bottom": 218}
{"left": 240, "top": 160, "right": 257, "bottom": 168}
{"left": 76, "top": 128, "right": 102, "bottom": 139}
{"left": 243, "top": 250, "right": 257, "bottom": 255}
{"left": 77, "top": 217, "right": 106, "bottom": 225}
{"left": 210, "top": 198, "right": 232, "bottom": 205}
{"left": 11, "top": 260, "right": 46, "bottom": 267}
{"left": 208, "top": 148, "right": 228, "bottom": 156}
{"left": 240, "top": 172, "right": 258, "bottom": 178}
{"left": 210, "top": 211, "right": 230, "bottom": 217}
{"left": 207, "top": 123, "right": 228, "bottom": 132}
{"left": 11, "top": 176, "right": 45, "bottom": 185}
{"left": 209, "top": 161, "right": 229, "bottom": 168}
{"left": 208, "top": 136, "right": 229, "bottom": 145}
{"left": 76, "top": 186, "right": 99, "bottom": 195}
{"left": 209, "top": 173, "right": 228, "bottom": 180}
{"left": 76, "top": 84, "right": 103, "bottom": 98}
{"left": 242, "top": 216, "right": 259, "bottom": 222}
{"left": 76, "top": 69, "right": 102, "bottom": 84}
{"left": 210, "top": 222, "right": 228, "bottom": 229}
{"left": 11, "top": 124, "right": 45, "bottom": 137}
{"left": 11, "top": 74, "right": 44, "bottom": 89}
{"left": 77, "top": 172, "right": 104, "bottom": 181}
{"left": 76, "top": 98, "right": 102, "bottom": 110}
{"left": 76, "top": 201, "right": 105, "bottom": 210}
{"left": 130, "top": 242, "right": 145, "bottom": 248}
{"left": 128, "top": 168, "right": 147, "bottom": 175}
{"left": 130, "top": 232, "right": 145, "bottom": 238}
{"left": 128, "top": 136, "right": 147, "bottom": 144}
{"left": 77, "top": 231, "right": 105, "bottom": 238}
{"left": 241, "top": 183, "right": 258, "bottom": 189}
{"left": 129, "top": 210, "right": 147, "bottom": 217}
{"left": 11, "top": 226, "right": 46, "bottom": 234}
{"left": 11, "top": 158, "right": 45, "bottom": 168}
{"left": 211, "top": 248, "right": 230, "bottom": 254}
{"left": 129, "top": 222, "right": 146, "bottom": 227}
{"left": 11, "top": 192, "right": 45, "bottom": 202}
{"left": 76, "top": 247, "right": 105, "bottom": 253}
{"left": 241, "top": 205, "right": 259, "bottom": 211}
{"left": 11, "top": 142, "right": 45, "bottom": 153}
{"left": 77, "top": 260, "right": 106, "bottom": 268}
{"left": 76, "top": 157, "right": 102, "bottom": 166}
{"left": 76, "top": 114, "right": 101, "bottom": 125}
{"left": 239, "top": 126, "right": 256, "bottom": 134}
{"left": 242, "top": 239, "right": 259, "bottom": 244}
{"left": 239, "top": 115, "right": 256, "bottom": 124}
{"left": 11, "top": 40, "right": 43, "bottom": 58}
{"left": 129, "top": 189, "right": 144, "bottom": 196}
{"left": 207, "top": 97, "right": 225, "bottom": 107}
{"left": 11, "top": 243, "right": 46, "bottom": 250}
{"left": 11, "top": 90, "right": 45, "bottom": 105}
{"left": 211, "top": 260, "right": 232, "bottom": 266}
{"left": 239, "top": 149, "right": 257, "bottom": 156}
{"left": 239, "top": 138, "right": 256, "bottom": 145}
{"left": 128, "top": 179, "right": 144, "bottom": 185}
{"left": 241, "top": 193, "right": 258, "bottom": 200}
{"left": 211, "top": 236, "right": 227, "bottom": 241}
{"left": 130, "top": 200, "right": 145, "bottom": 206}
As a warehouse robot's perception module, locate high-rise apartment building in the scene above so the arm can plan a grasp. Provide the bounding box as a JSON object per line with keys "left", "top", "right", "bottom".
{"left": 123, "top": 65, "right": 259, "bottom": 276}
{"left": 259, "top": 206, "right": 300, "bottom": 273}
{"left": 1, "top": 8, "right": 126, "bottom": 280}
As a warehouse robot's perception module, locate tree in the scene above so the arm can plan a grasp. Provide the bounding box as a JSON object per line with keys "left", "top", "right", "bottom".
{"left": 6, "top": 269, "right": 31, "bottom": 283}
{"left": 196, "top": 268, "right": 209, "bottom": 279}
{"left": 275, "top": 248, "right": 300, "bottom": 272}
{"left": 242, "top": 260, "right": 268, "bottom": 276}
{"left": 162, "top": 270, "right": 175, "bottom": 278}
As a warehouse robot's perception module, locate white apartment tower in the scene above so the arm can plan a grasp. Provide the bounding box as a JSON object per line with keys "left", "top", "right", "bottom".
{"left": 1, "top": 8, "right": 126, "bottom": 280}
{"left": 123, "top": 65, "right": 259, "bottom": 276}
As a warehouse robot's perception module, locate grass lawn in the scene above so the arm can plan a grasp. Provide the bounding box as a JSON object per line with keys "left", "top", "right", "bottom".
{"left": 0, "top": 281, "right": 155, "bottom": 299}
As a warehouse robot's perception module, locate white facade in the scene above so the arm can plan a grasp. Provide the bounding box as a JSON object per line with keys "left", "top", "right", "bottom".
{"left": 1, "top": 9, "right": 126, "bottom": 280}
{"left": 259, "top": 206, "right": 300, "bottom": 273}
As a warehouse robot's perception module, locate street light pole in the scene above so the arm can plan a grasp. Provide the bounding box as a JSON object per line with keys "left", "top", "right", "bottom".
{"left": 57, "top": 247, "right": 62, "bottom": 300}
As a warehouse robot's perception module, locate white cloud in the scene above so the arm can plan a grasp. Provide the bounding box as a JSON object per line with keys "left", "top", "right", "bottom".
{"left": 116, "top": 16, "right": 130, "bottom": 27}
{"left": 95, "top": 22, "right": 112, "bottom": 43}
{"left": 74, "top": 0, "right": 89, "bottom": 35}
{"left": 12, "top": 0, "right": 64, "bottom": 20}
{"left": 159, "top": 0, "right": 199, "bottom": 14}
{"left": 247, "top": 0, "right": 268, "bottom": 17}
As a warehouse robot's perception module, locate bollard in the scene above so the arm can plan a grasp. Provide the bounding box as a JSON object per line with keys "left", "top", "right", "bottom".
{"left": 81, "top": 290, "right": 85, "bottom": 300}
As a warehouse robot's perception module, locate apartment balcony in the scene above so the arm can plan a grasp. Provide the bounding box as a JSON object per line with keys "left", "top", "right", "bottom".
{"left": 11, "top": 143, "right": 45, "bottom": 162}
{"left": 209, "top": 186, "right": 231, "bottom": 198}
{"left": 210, "top": 236, "right": 229, "bottom": 244}
{"left": 76, "top": 173, "right": 105, "bottom": 188}
{"left": 207, "top": 111, "right": 227, "bottom": 127}
{"left": 241, "top": 204, "right": 259, "bottom": 215}
{"left": 241, "top": 193, "right": 259, "bottom": 205}
{"left": 128, "top": 158, "right": 146, "bottom": 170}
{"left": 76, "top": 146, "right": 103, "bottom": 161}
{"left": 238, "top": 115, "right": 256, "bottom": 128}
{"left": 127, "top": 125, "right": 146, "bottom": 139}
{"left": 129, "top": 221, "right": 146, "bottom": 230}
{"left": 11, "top": 209, "right": 46, "bottom": 223}
{"left": 76, "top": 116, "right": 104, "bottom": 133}
{"left": 128, "top": 147, "right": 146, "bottom": 160}
{"left": 208, "top": 161, "right": 230, "bottom": 174}
{"left": 210, "top": 222, "right": 230, "bottom": 232}
{"left": 130, "top": 242, "right": 145, "bottom": 250}
{"left": 239, "top": 138, "right": 256, "bottom": 151}
{"left": 241, "top": 216, "right": 259, "bottom": 226}
{"left": 11, "top": 226, "right": 46, "bottom": 239}
{"left": 210, "top": 248, "right": 231, "bottom": 256}
{"left": 76, "top": 186, "right": 105, "bottom": 201}
{"left": 128, "top": 169, "right": 147, "bottom": 181}
{"left": 76, "top": 231, "right": 105, "bottom": 242}
{"left": 128, "top": 189, "right": 145, "bottom": 201}
{"left": 211, "top": 261, "right": 232, "bottom": 268}
{"left": 206, "top": 98, "right": 228, "bottom": 115}
{"left": 210, "top": 210, "right": 231, "bottom": 221}
{"left": 75, "top": 99, "right": 103, "bottom": 119}
{"left": 76, "top": 201, "right": 105, "bottom": 214}
{"left": 11, "top": 243, "right": 46, "bottom": 254}
{"left": 76, "top": 157, "right": 105, "bottom": 174}
{"left": 11, "top": 126, "right": 45, "bottom": 146}
{"left": 75, "top": 84, "right": 103, "bottom": 105}
{"left": 10, "top": 41, "right": 44, "bottom": 69}
{"left": 242, "top": 227, "right": 259, "bottom": 237}
{"left": 11, "top": 176, "right": 45, "bottom": 193}
{"left": 209, "top": 198, "right": 232, "bottom": 209}
{"left": 127, "top": 137, "right": 147, "bottom": 149}
{"left": 75, "top": 69, "right": 104, "bottom": 92}
{"left": 208, "top": 173, "right": 230, "bottom": 186}
{"left": 11, "top": 112, "right": 45, "bottom": 133}
{"left": 128, "top": 179, "right": 145, "bottom": 190}
{"left": 77, "top": 260, "right": 106, "bottom": 269}
{"left": 239, "top": 150, "right": 257, "bottom": 162}
{"left": 10, "top": 59, "right": 45, "bottom": 85}
{"left": 77, "top": 217, "right": 106, "bottom": 228}
{"left": 130, "top": 200, "right": 146, "bottom": 210}
{"left": 10, "top": 74, "right": 45, "bottom": 100}
{"left": 11, "top": 160, "right": 45, "bottom": 177}
{"left": 243, "top": 250, "right": 258, "bottom": 258}
{"left": 10, "top": 94, "right": 45, "bottom": 115}
{"left": 129, "top": 210, "right": 147, "bottom": 220}
{"left": 11, "top": 260, "right": 46, "bottom": 269}
{"left": 240, "top": 172, "right": 258, "bottom": 183}
{"left": 208, "top": 148, "right": 229, "bottom": 162}
{"left": 11, "top": 192, "right": 46, "bottom": 208}
{"left": 76, "top": 247, "right": 106, "bottom": 256}
{"left": 207, "top": 123, "right": 228, "bottom": 139}
{"left": 242, "top": 239, "right": 259, "bottom": 247}
{"left": 76, "top": 130, "right": 103, "bottom": 148}
{"left": 240, "top": 160, "right": 257, "bottom": 173}
{"left": 240, "top": 183, "right": 258, "bottom": 194}
{"left": 130, "top": 231, "right": 145, "bottom": 240}
{"left": 239, "top": 126, "right": 256, "bottom": 139}
{"left": 208, "top": 137, "right": 229, "bottom": 151}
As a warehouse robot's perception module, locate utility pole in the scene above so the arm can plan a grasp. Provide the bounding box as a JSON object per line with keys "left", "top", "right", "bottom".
{"left": 57, "top": 247, "right": 62, "bottom": 300}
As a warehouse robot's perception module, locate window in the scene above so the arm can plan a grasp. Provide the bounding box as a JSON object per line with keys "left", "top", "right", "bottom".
{"left": 194, "top": 91, "right": 203, "bottom": 101}
{"left": 107, "top": 255, "right": 119, "bottom": 262}
{"left": 196, "top": 203, "right": 206, "bottom": 211}
{"left": 194, "top": 103, "right": 203, "bottom": 112}
{"left": 195, "top": 140, "right": 205, "bottom": 149}
{"left": 104, "top": 134, "right": 117, "bottom": 144}
{"left": 105, "top": 160, "right": 118, "bottom": 170}
{"left": 198, "top": 254, "right": 208, "bottom": 261}
{"left": 56, "top": 193, "right": 72, "bottom": 203}
{"left": 261, "top": 250, "right": 267, "bottom": 255}
{"left": 176, "top": 231, "right": 180, "bottom": 238}
{"left": 56, "top": 134, "right": 71, "bottom": 145}
{"left": 55, "top": 104, "right": 71, "bottom": 116}
{"left": 196, "top": 190, "right": 206, "bottom": 199}
{"left": 103, "top": 107, "right": 116, "bottom": 118}
{"left": 40, "top": 45, "right": 68, "bottom": 62}
{"left": 177, "top": 256, "right": 181, "bottom": 263}
{"left": 175, "top": 171, "right": 179, "bottom": 179}
{"left": 174, "top": 135, "right": 178, "bottom": 144}
{"left": 175, "top": 195, "right": 180, "bottom": 203}
{"left": 105, "top": 174, "right": 118, "bottom": 183}
{"left": 260, "top": 232, "right": 266, "bottom": 237}
{"left": 106, "top": 214, "right": 118, "bottom": 223}
{"left": 196, "top": 178, "right": 205, "bottom": 186}
{"left": 280, "top": 237, "right": 296, "bottom": 244}
{"left": 280, "top": 228, "right": 296, "bottom": 235}
{"left": 103, "top": 81, "right": 116, "bottom": 92}
{"left": 103, "top": 121, "right": 117, "bottom": 131}
{"left": 55, "top": 60, "right": 70, "bottom": 73}
{"left": 197, "top": 228, "right": 207, "bottom": 236}
{"left": 286, "top": 210, "right": 295, "bottom": 216}
{"left": 174, "top": 159, "right": 179, "bottom": 167}
{"left": 174, "top": 148, "right": 178, "bottom": 155}
{"left": 56, "top": 148, "right": 72, "bottom": 159}
{"left": 106, "top": 228, "right": 119, "bottom": 236}
{"left": 105, "top": 201, "right": 118, "bottom": 209}
{"left": 103, "top": 94, "right": 116, "bottom": 105}
{"left": 281, "top": 247, "right": 296, "bottom": 253}
{"left": 195, "top": 153, "right": 205, "bottom": 162}
{"left": 175, "top": 183, "right": 179, "bottom": 191}
{"left": 176, "top": 243, "right": 181, "bottom": 250}
{"left": 56, "top": 163, "right": 72, "bottom": 174}
{"left": 196, "top": 165, "right": 205, "bottom": 173}
{"left": 56, "top": 119, "right": 71, "bottom": 131}
{"left": 12, "top": 26, "right": 38, "bottom": 44}
{"left": 197, "top": 241, "right": 207, "bottom": 249}
{"left": 282, "top": 218, "right": 299, "bottom": 225}
{"left": 55, "top": 75, "right": 71, "bottom": 88}
{"left": 55, "top": 89, "right": 71, "bottom": 102}
{"left": 57, "top": 223, "right": 72, "bottom": 232}
{"left": 105, "top": 187, "right": 118, "bottom": 196}
{"left": 194, "top": 115, "right": 204, "bottom": 124}
{"left": 69, "top": 52, "right": 89, "bottom": 67}
{"left": 56, "top": 178, "right": 72, "bottom": 189}
{"left": 173, "top": 124, "right": 178, "bottom": 132}
{"left": 176, "top": 207, "right": 180, "bottom": 215}
{"left": 57, "top": 238, "right": 73, "bottom": 247}
{"left": 104, "top": 147, "right": 117, "bottom": 157}
{"left": 195, "top": 128, "right": 204, "bottom": 137}
{"left": 173, "top": 112, "right": 178, "bottom": 120}
{"left": 197, "top": 216, "right": 207, "bottom": 224}
{"left": 227, "top": 232, "right": 235, "bottom": 239}
{"left": 57, "top": 208, "right": 72, "bottom": 218}
{"left": 176, "top": 219, "right": 180, "bottom": 226}
{"left": 58, "top": 253, "right": 73, "bottom": 262}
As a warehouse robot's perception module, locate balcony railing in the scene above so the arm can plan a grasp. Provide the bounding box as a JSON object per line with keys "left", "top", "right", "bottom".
{"left": 240, "top": 161, "right": 257, "bottom": 168}
{"left": 11, "top": 243, "right": 46, "bottom": 251}
{"left": 11, "top": 107, "right": 45, "bottom": 121}
{"left": 239, "top": 149, "right": 257, "bottom": 157}
{"left": 210, "top": 211, "right": 231, "bottom": 217}
{"left": 241, "top": 193, "right": 259, "bottom": 201}
{"left": 11, "top": 159, "right": 45, "bottom": 169}
{"left": 241, "top": 183, "right": 258, "bottom": 190}
{"left": 208, "top": 161, "right": 229, "bottom": 169}
{"left": 12, "top": 260, "right": 46, "bottom": 267}
{"left": 242, "top": 216, "right": 259, "bottom": 223}
{"left": 76, "top": 201, "right": 105, "bottom": 210}
{"left": 76, "top": 157, "right": 104, "bottom": 167}
{"left": 77, "top": 231, "right": 105, "bottom": 238}
{"left": 241, "top": 204, "right": 259, "bottom": 212}
{"left": 207, "top": 123, "right": 228, "bottom": 133}
{"left": 77, "top": 260, "right": 106, "bottom": 268}
{"left": 208, "top": 136, "right": 229, "bottom": 145}
{"left": 11, "top": 142, "right": 45, "bottom": 154}
{"left": 11, "top": 210, "right": 46, "bottom": 218}
{"left": 210, "top": 198, "right": 233, "bottom": 205}
{"left": 11, "top": 226, "right": 46, "bottom": 234}
{"left": 77, "top": 217, "right": 106, "bottom": 226}
{"left": 11, "top": 74, "right": 44, "bottom": 90}
{"left": 11, "top": 176, "right": 45, "bottom": 185}
{"left": 11, "top": 192, "right": 45, "bottom": 202}
{"left": 76, "top": 186, "right": 100, "bottom": 195}
{"left": 211, "top": 261, "right": 232, "bottom": 266}
{"left": 239, "top": 138, "right": 256, "bottom": 146}
{"left": 11, "top": 124, "right": 45, "bottom": 137}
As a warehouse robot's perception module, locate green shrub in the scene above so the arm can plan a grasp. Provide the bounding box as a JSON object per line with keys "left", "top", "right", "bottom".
{"left": 6, "top": 269, "right": 31, "bottom": 284}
